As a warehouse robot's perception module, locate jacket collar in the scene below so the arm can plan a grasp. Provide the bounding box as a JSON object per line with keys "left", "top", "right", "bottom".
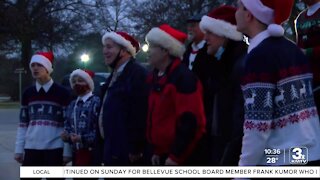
{"left": 149, "top": 58, "right": 181, "bottom": 87}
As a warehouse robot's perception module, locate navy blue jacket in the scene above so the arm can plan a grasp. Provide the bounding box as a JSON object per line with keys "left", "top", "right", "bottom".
{"left": 182, "top": 43, "right": 216, "bottom": 131}
{"left": 100, "top": 59, "right": 148, "bottom": 165}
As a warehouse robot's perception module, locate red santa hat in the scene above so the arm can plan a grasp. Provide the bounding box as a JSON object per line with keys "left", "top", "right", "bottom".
{"left": 102, "top": 31, "right": 140, "bottom": 56}
{"left": 69, "top": 69, "right": 95, "bottom": 91}
{"left": 145, "top": 24, "right": 187, "bottom": 58}
{"left": 200, "top": 5, "right": 243, "bottom": 41}
{"left": 29, "top": 51, "right": 54, "bottom": 74}
{"left": 240, "top": 0, "right": 295, "bottom": 37}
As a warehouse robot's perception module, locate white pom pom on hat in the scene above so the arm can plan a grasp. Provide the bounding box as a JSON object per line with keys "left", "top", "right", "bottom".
{"left": 240, "top": 0, "right": 295, "bottom": 37}
{"left": 267, "top": 24, "right": 285, "bottom": 37}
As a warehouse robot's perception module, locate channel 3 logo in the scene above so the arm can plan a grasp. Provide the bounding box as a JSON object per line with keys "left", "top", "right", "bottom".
{"left": 289, "top": 147, "right": 308, "bottom": 165}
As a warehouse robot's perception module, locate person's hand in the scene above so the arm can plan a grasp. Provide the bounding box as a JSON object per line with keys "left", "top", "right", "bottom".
{"left": 60, "top": 130, "right": 70, "bottom": 141}
{"left": 151, "top": 154, "right": 160, "bottom": 165}
{"left": 63, "top": 156, "right": 72, "bottom": 165}
{"left": 165, "top": 157, "right": 178, "bottom": 165}
{"left": 70, "top": 133, "right": 81, "bottom": 143}
{"left": 14, "top": 153, "right": 24, "bottom": 164}
{"left": 129, "top": 153, "right": 143, "bottom": 163}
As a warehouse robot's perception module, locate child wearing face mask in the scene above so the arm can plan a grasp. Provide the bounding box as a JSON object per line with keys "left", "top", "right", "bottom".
{"left": 61, "top": 69, "right": 101, "bottom": 168}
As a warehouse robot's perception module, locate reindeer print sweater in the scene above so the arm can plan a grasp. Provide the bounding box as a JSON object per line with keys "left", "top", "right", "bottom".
{"left": 239, "top": 31, "right": 320, "bottom": 166}
{"left": 64, "top": 93, "right": 100, "bottom": 150}
{"left": 15, "top": 82, "right": 70, "bottom": 154}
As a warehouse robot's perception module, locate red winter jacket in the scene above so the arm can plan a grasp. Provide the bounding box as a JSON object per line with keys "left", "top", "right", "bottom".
{"left": 146, "top": 59, "right": 206, "bottom": 164}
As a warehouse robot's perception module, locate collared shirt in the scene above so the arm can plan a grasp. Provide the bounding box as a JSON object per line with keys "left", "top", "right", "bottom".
{"left": 247, "top": 30, "right": 271, "bottom": 53}
{"left": 188, "top": 40, "right": 206, "bottom": 70}
{"left": 36, "top": 79, "right": 53, "bottom": 93}
{"left": 77, "top": 91, "right": 93, "bottom": 103}
{"left": 307, "top": 2, "right": 320, "bottom": 16}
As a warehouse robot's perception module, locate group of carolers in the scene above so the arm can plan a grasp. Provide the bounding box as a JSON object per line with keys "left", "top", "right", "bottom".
{"left": 14, "top": 0, "right": 320, "bottom": 171}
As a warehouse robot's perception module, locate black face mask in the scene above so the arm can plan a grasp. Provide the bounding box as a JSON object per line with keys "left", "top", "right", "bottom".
{"left": 73, "top": 84, "right": 90, "bottom": 95}
{"left": 109, "top": 50, "right": 122, "bottom": 69}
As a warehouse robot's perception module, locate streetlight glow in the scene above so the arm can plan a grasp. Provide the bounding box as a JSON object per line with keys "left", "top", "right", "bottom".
{"left": 80, "top": 53, "right": 90, "bottom": 69}
{"left": 142, "top": 44, "right": 149, "bottom": 52}
{"left": 81, "top": 53, "right": 89, "bottom": 62}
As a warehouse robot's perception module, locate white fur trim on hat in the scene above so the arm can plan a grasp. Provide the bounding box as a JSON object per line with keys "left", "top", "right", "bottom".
{"left": 102, "top": 32, "right": 136, "bottom": 56}
{"left": 29, "top": 54, "right": 53, "bottom": 74}
{"left": 200, "top": 16, "right": 243, "bottom": 41}
{"left": 69, "top": 69, "right": 94, "bottom": 91}
{"left": 241, "top": 0, "right": 274, "bottom": 25}
{"left": 145, "top": 28, "right": 186, "bottom": 58}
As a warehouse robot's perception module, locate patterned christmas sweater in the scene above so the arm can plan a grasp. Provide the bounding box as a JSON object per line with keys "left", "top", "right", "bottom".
{"left": 15, "top": 82, "right": 70, "bottom": 154}
{"left": 64, "top": 93, "right": 100, "bottom": 150}
{"left": 295, "top": 3, "right": 320, "bottom": 89}
{"left": 239, "top": 33, "right": 320, "bottom": 166}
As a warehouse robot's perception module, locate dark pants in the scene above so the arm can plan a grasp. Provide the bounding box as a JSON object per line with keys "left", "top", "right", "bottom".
{"left": 209, "top": 136, "right": 228, "bottom": 166}
{"left": 21, "top": 148, "right": 63, "bottom": 180}
{"left": 220, "top": 137, "right": 242, "bottom": 166}
{"left": 151, "top": 135, "right": 209, "bottom": 166}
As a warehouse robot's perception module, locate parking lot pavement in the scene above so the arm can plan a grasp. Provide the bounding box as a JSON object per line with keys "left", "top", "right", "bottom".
{"left": 0, "top": 108, "right": 20, "bottom": 180}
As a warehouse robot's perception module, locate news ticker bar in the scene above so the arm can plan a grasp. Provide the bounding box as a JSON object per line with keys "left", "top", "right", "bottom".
{"left": 21, "top": 166, "right": 320, "bottom": 178}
